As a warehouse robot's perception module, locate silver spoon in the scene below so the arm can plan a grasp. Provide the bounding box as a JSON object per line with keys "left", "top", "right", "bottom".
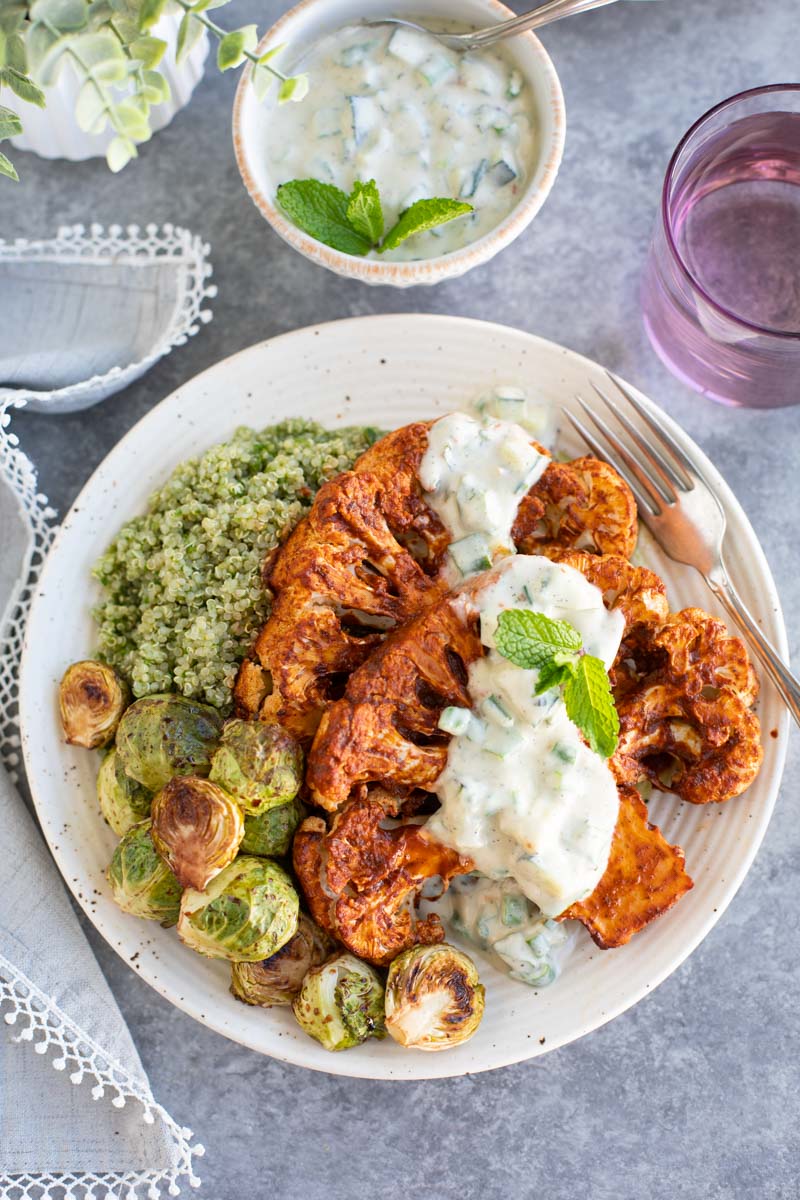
{"left": 367, "top": 0, "right": 630, "bottom": 52}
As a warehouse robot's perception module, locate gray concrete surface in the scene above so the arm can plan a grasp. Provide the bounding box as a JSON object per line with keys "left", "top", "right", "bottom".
{"left": 2, "top": 0, "right": 798, "bottom": 1196}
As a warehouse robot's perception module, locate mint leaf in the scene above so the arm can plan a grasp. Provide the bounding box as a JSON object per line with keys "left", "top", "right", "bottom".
{"left": 534, "top": 660, "right": 574, "bottom": 696}
{"left": 0, "top": 105, "right": 23, "bottom": 141}
{"left": 347, "top": 179, "right": 384, "bottom": 245}
{"left": 495, "top": 610, "right": 582, "bottom": 671}
{"left": 379, "top": 197, "right": 473, "bottom": 252}
{"left": 277, "top": 180, "right": 373, "bottom": 257}
{"left": 563, "top": 655, "right": 619, "bottom": 759}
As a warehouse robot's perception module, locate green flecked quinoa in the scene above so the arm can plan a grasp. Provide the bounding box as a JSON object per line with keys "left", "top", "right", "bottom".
{"left": 92, "top": 419, "right": 381, "bottom": 711}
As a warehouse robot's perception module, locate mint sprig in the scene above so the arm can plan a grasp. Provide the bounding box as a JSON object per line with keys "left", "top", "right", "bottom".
{"left": 276, "top": 177, "right": 473, "bottom": 257}
{"left": 495, "top": 609, "right": 619, "bottom": 758}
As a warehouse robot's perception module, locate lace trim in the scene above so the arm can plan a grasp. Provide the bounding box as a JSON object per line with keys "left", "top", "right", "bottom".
{"left": 0, "top": 226, "right": 215, "bottom": 1195}
{"left": 0, "top": 223, "right": 216, "bottom": 409}
{"left": 0, "top": 419, "right": 58, "bottom": 781}
{"left": 0, "top": 955, "right": 204, "bottom": 1199}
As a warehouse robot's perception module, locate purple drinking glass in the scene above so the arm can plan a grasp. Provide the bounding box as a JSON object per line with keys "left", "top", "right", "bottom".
{"left": 642, "top": 85, "right": 800, "bottom": 408}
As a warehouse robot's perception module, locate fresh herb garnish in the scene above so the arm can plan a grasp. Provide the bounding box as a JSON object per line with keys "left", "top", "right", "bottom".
{"left": 495, "top": 610, "right": 619, "bottom": 759}
{"left": 276, "top": 177, "right": 473, "bottom": 257}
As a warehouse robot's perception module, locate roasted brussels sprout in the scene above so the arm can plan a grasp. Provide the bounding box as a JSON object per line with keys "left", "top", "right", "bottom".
{"left": 230, "top": 914, "right": 335, "bottom": 1007}
{"left": 96, "top": 748, "right": 152, "bottom": 836}
{"left": 177, "top": 855, "right": 298, "bottom": 962}
{"left": 59, "top": 660, "right": 130, "bottom": 749}
{"left": 384, "top": 944, "right": 485, "bottom": 1052}
{"left": 209, "top": 719, "right": 303, "bottom": 815}
{"left": 151, "top": 776, "right": 244, "bottom": 891}
{"left": 292, "top": 953, "right": 386, "bottom": 1051}
{"left": 107, "top": 820, "right": 182, "bottom": 927}
{"left": 240, "top": 795, "right": 306, "bottom": 857}
{"left": 116, "top": 695, "right": 224, "bottom": 791}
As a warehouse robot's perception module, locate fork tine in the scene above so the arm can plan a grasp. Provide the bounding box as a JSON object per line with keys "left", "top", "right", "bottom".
{"left": 574, "top": 398, "right": 670, "bottom": 517}
{"left": 604, "top": 372, "right": 695, "bottom": 491}
{"left": 590, "top": 382, "right": 681, "bottom": 501}
{"left": 565, "top": 408, "right": 661, "bottom": 518}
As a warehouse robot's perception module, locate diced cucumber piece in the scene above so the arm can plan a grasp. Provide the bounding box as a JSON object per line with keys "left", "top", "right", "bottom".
{"left": 483, "top": 724, "right": 523, "bottom": 759}
{"left": 501, "top": 894, "right": 527, "bottom": 927}
{"left": 488, "top": 159, "right": 517, "bottom": 187}
{"left": 438, "top": 706, "right": 472, "bottom": 736}
{"left": 387, "top": 26, "right": 431, "bottom": 66}
{"left": 482, "top": 694, "right": 515, "bottom": 729}
{"left": 475, "top": 104, "right": 512, "bottom": 134}
{"left": 461, "top": 57, "right": 503, "bottom": 96}
{"left": 419, "top": 53, "right": 455, "bottom": 86}
{"left": 448, "top": 532, "right": 492, "bottom": 576}
{"left": 348, "top": 95, "right": 380, "bottom": 146}
{"left": 460, "top": 158, "right": 488, "bottom": 199}
{"left": 527, "top": 932, "right": 550, "bottom": 956}
{"left": 312, "top": 106, "right": 343, "bottom": 139}
{"left": 338, "top": 41, "right": 376, "bottom": 67}
{"left": 507, "top": 68, "right": 524, "bottom": 99}
{"left": 553, "top": 741, "right": 578, "bottom": 765}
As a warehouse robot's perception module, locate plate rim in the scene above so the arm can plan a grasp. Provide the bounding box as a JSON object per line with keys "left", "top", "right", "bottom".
{"left": 20, "top": 313, "right": 790, "bottom": 1079}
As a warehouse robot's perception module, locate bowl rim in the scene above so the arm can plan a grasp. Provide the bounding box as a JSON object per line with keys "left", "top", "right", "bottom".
{"left": 232, "top": 0, "right": 566, "bottom": 285}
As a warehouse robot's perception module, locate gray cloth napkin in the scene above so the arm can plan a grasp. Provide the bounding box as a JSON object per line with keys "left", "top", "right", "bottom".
{"left": 0, "top": 429, "right": 202, "bottom": 1197}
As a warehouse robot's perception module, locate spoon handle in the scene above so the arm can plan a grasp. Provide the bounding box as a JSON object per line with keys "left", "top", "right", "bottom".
{"left": 463, "top": 0, "right": 622, "bottom": 49}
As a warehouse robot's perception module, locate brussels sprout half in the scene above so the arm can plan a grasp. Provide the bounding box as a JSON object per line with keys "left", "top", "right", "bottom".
{"left": 292, "top": 953, "right": 386, "bottom": 1051}
{"left": 209, "top": 719, "right": 304, "bottom": 815}
{"left": 385, "top": 943, "right": 485, "bottom": 1052}
{"left": 116, "top": 694, "right": 224, "bottom": 791}
{"left": 177, "top": 855, "right": 299, "bottom": 962}
{"left": 96, "top": 748, "right": 152, "bottom": 836}
{"left": 230, "top": 914, "right": 335, "bottom": 1007}
{"left": 59, "top": 660, "right": 130, "bottom": 749}
{"left": 151, "top": 775, "right": 244, "bottom": 892}
{"left": 240, "top": 795, "right": 306, "bottom": 857}
{"left": 107, "top": 819, "right": 182, "bottom": 927}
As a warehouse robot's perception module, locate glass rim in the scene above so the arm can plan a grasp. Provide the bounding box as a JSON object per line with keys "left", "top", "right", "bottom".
{"left": 662, "top": 83, "right": 800, "bottom": 342}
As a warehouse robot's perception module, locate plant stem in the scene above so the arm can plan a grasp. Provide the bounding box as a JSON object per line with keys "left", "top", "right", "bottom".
{"left": 173, "top": 0, "right": 289, "bottom": 82}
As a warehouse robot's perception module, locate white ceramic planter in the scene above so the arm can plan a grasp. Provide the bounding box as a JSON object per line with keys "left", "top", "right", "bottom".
{"left": 10, "top": 12, "right": 208, "bottom": 162}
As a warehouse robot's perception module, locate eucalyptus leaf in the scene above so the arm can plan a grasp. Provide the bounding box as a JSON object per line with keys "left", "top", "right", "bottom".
{"left": 70, "top": 31, "right": 127, "bottom": 82}
{"left": 106, "top": 132, "right": 136, "bottom": 171}
{"left": 30, "top": 32, "right": 69, "bottom": 85}
{"left": 217, "top": 24, "right": 257, "bottom": 71}
{"left": 74, "top": 77, "right": 108, "bottom": 132}
{"left": 278, "top": 73, "right": 308, "bottom": 104}
{"left": 0, "top": 67, "right": 46, "bottom": 107}
{"left": 175, "top": 11, "right": 204, "bottom": 65}
{"left": 6, "top": 33, "right": 27, "bottom": 73}
{"left": 258, "top": 43, "right": 285, "bottom": 64}
{"left": 0, "top": 148, "right": 19, "bottom": 181}
{"left": 129, "top": 35, "right": 166, "bottom": 68}
{"left": 25, "top": 23, "right": 61, "bottom": 72}
{"left": 251, "top": 63, "right": 274, "bottom": 102}
{"left": 30, "top": 0, "right": 89, "bottom": 33}
{"left": 137, "top": 0, "right": 167, "bottom": 32}
{"left": 141, "top": 68, "right": 170, "bottom": 104}
{"left": 0, "top": 105, "right": 23, "bottom": 140}
{"left": 111, "top": 97, "right": 150, "bottom": 140}
{"left": 0, "top": 5, "right": 27, "bottom": 37}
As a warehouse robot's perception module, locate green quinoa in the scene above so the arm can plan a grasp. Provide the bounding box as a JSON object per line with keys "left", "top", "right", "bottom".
{"left": 92, "top": 419, "right": 381, "bottom": 711}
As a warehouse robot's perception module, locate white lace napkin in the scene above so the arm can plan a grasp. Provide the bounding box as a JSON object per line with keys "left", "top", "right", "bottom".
{"left": 0, "top": 233, "right": 213, "bottom": 1196}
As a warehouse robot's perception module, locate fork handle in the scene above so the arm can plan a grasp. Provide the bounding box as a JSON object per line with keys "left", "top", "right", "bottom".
{"left": 706, "top": 571, "right": 800, "bottom": 728}
{"left": 463, "top": 0, "right": 621, "bottom": 48}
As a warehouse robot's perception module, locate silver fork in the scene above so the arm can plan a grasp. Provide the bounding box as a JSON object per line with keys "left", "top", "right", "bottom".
{"left": 366, "top": 0, "right": 623, "bottom": 53}
{"left": 567, "top": 373, "right": 800, "bottom": 727}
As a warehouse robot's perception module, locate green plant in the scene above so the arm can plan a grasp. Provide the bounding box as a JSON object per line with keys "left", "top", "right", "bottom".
{"left": 0, "top": 0, "right": 309, "bottom": 180}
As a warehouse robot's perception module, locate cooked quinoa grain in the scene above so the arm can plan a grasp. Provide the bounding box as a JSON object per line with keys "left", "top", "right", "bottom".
{"left": 92, "top": 420, "right": 381, "bottom": 710}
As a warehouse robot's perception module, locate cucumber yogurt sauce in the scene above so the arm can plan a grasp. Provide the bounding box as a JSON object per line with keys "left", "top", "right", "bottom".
{"left": 266, "top": 22, "right": 538, "bottom": 259}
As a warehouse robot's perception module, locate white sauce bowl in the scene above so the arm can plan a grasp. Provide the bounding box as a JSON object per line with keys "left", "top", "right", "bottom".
{"left": 233, "top": 0, "right": 566, "bottom": 287}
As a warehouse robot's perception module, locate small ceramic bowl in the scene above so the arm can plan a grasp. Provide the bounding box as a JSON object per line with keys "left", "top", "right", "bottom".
{"left": 233, "top": 0, "right": 566, "bottom": 287}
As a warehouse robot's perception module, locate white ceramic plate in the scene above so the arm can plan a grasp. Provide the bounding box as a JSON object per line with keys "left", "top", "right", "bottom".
{"left": 20, "top": 315, "right": 789, "bottom": 1080}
